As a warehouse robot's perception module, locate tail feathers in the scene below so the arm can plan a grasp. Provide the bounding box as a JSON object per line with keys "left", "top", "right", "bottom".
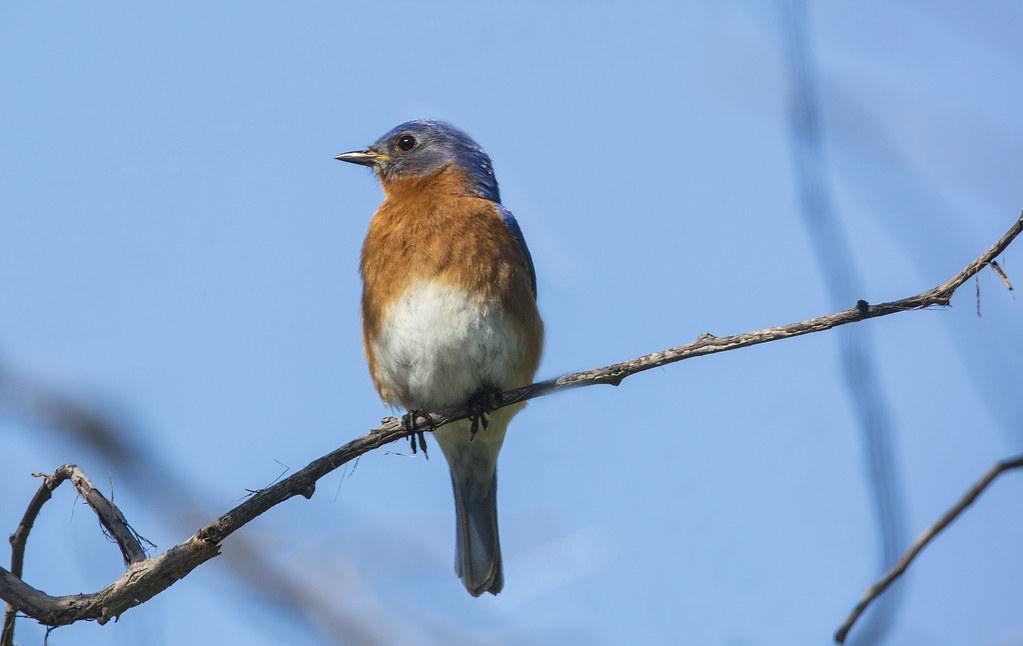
{"left": 451, "top": 469, "right": 503, "bottom": 596}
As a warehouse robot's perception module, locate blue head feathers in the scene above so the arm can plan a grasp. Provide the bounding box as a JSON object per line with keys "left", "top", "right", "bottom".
{"left": 337, "top": 120, "right": 536, "bottom": 295}
{"left": 336, "top": 120, "right": 501, "bottom": 203}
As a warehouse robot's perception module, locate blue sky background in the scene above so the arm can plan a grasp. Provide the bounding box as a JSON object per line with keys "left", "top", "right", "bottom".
{"left": 2, "top": 2, "right": 1022, "bottom": 645}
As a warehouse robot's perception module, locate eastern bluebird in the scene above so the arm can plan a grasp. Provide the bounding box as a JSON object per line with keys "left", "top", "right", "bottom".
{"left": 336, "top": 120, "right": 543, "bottom": 596}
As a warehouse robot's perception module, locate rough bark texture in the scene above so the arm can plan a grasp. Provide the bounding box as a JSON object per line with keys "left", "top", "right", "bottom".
{"left": 2, "top": 465, "right": 150, "bottom": 644}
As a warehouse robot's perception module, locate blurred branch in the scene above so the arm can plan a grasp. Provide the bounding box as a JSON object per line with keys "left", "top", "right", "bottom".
{"left": 835, "top": 454, "right": 1023, "bottom": 643}
{"left": 1, "top": 465, "right": 147, "bottom": 646}
{"left": 776, "top": 1, "right": 906, "bottom": 642}
{"left": 1, "top": 211, "right": 1020, "bottom": 631}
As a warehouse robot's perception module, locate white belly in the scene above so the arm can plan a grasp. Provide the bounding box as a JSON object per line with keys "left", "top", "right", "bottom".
{"left": 371, "top": 280, "right": 521, "bottom": 410}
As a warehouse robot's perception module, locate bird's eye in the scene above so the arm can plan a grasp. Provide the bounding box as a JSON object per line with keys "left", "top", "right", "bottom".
{"left": 397, "top": 134, "right": 417, "bottom": 151}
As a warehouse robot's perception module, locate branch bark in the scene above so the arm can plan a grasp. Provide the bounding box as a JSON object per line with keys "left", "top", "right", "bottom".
{"left": 1, "top": 212, "right": 1020, "bottom": 633}
{"left": 0, "top": 363, "right": 415, "bottom": 645}
{"left": 2, "top": 465, "right": 148, "bottom": 646}
{"left": 834, "top": 454, "right": 1023, "bottom": 643}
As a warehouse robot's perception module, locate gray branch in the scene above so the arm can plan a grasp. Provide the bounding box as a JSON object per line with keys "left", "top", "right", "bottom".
{"left": 2, "top": 464, "right": 148, "bottom": 645}
{"left": 1, "top": 211, "right": 1020, "bottom": 633}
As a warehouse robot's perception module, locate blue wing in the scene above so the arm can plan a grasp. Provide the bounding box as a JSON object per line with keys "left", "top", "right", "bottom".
{"left": 499, "top": 206, "right": 537, "bottom": 298}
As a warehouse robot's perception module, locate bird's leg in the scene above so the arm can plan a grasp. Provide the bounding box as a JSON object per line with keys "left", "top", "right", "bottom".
{"left": 466, "top": 389, "right": 500, "bottom": 438}
{"left": 402, "top": 410, "right": 431, "bottom": 459}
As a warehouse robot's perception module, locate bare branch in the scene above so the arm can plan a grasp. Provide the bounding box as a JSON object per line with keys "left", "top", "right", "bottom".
{"left": 1, "top": 212, "right": 1020, "bottom": 632}
{"left": 835, "top": 454, "right": 1023, "bottom": 643}
{"left": 485, "top": 211, "right": 1022, "bottom": 407}
{"left": 2, "top": 465, "right": 146, "bottom": 646}
{"left": 0, "top": 370, "right": 413, "bottom": 645}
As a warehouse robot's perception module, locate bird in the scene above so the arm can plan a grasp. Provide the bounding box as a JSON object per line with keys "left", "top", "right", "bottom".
{"left": 336, "top": 120, "right": 543, "bottom": 596}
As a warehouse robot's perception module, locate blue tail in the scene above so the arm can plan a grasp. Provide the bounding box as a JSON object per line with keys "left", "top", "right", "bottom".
{"left": 435, "top": 414, "right": 510, "bottom": 596}
{"left": 450, "top": 467, "right": 503, "bottom": 596}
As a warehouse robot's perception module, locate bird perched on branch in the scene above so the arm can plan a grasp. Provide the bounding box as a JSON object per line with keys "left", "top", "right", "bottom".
{"left": 336, "top": 120, "right": 543, "bottom": 596}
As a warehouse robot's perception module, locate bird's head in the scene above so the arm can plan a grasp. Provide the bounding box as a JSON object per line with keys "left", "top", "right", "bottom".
{"left": 335, "top": 120, "right": 500, "bottom": 202}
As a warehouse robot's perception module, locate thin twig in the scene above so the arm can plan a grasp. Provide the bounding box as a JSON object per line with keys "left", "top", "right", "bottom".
{"left": 990, "top": 260, "right": 1012, "bottom": 291}
{"left": 834, "top": 454, "right": 1023, "bottom": 643}
{"left": 0, "top": 212, "right": 1019, "bottom": 631}
{"left": 2, "top": 465, "right": 146, "bottom": 646}
{"left": 976, "top": 275, "right": 982, "bottom": 317}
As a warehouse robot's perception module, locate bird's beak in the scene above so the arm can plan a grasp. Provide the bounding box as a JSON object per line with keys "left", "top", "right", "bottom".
{"left": 334, "top": 149, "right": 390, "bottom": 167}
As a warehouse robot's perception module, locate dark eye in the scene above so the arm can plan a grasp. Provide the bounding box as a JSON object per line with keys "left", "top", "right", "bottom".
{"left": 397, "top": 134, "right": 417, "bottom": 151}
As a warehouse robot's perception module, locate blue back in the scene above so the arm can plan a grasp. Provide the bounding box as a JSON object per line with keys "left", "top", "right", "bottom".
{"left": 500, "top": 206, "right": 537, "bottom": 298}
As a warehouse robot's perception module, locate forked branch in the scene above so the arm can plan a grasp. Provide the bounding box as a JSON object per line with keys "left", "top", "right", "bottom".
{"left": 2, "top": 465, "right": 148, "bottom": 646}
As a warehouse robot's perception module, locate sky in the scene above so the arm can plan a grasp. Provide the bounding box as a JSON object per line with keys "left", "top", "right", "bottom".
{"left": 2, "top": 2, "right": 1022, "bottom": 645}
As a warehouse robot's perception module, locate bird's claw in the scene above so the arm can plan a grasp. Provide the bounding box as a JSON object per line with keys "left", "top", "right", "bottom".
{"left": 402, "top": 410, "right": 431, "bottom": 459}
{"left": 467, "top": 391, "right": 499, "bottom": 438}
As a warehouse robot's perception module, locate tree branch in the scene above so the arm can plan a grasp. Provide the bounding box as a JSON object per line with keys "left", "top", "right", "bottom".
{"left": 1, "top": 211, "right": 1020, "bottom": 632}
{"left": 0, "top": 362, "right": 421, "bottom": 644}
{"left": 834, "top": 454, "right": 1023, "bottom": 643}
{"left": 2, "top": 465, "right": 147, "bottom": 646}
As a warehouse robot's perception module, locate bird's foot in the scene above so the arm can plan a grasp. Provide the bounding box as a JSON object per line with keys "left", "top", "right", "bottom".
{"left": 402, "top": 410, "right": 431, "bottom": 459}
{"left": 466, "top": 390, "right": 500, "bottom": 438}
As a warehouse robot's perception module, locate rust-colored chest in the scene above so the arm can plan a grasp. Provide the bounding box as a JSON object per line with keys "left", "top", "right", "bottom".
{"left": 360, "top": 171, "right": 535, "bottom": 339}
{"left": 358, "top": 169, "right": 543, "bottom": 403}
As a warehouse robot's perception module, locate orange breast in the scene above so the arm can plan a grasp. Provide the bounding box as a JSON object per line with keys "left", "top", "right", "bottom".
{"left": 360, "top": 168, "right": 543, "bottom": 404}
